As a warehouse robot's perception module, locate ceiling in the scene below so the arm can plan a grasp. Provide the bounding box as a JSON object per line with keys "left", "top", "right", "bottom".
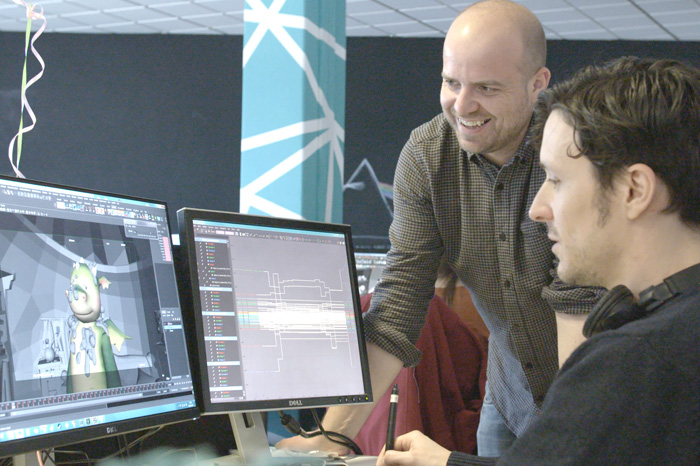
{"left": 0, "top": 0, "right": 699, "bottom": 41}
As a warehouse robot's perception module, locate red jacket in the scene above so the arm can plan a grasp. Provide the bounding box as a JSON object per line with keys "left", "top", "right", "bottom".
{"left": 354, "top": 293, "right": 487, "bottom": 455}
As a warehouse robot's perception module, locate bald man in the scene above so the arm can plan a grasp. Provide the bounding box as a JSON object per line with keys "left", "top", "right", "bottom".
{"left": 278, "top": 0, "right": 602, "bottom": 456}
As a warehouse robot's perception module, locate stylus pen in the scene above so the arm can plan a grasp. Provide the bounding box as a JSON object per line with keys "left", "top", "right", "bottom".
{"left": 385, "top": 384, "right": 399, "bottom": 451}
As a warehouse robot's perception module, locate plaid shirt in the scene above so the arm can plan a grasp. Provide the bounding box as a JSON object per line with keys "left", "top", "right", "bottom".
{"left": 363, "top": 113, "right": 603, "bottom": 436}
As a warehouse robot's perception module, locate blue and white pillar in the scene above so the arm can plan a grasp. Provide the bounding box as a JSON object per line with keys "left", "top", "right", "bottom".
{"left": 240, "top": 0, "right": 346, "bottom": 223}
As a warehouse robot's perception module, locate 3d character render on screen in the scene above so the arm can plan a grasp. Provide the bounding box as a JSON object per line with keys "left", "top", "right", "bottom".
{"left": 4, "top": 214, "right": 166, "bottom": 402}
{"left": 64, "top": 259, "right": 130, "bottom": 393}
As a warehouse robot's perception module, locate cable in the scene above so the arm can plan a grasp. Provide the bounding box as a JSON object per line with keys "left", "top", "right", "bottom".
{"left": 50, "top": 448, "right": 93, "bottom": 466}
{"left": 40, "top": 450, "right": 54, "bottom": 465}
{"left": 310, "top": 409, "right": 363, "bottom": 455}
{"left": 278, "top": 410, "right": 363, "bottom": 455}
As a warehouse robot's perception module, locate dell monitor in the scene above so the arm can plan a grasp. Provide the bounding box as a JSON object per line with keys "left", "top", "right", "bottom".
{"left": 353, "top": 253, "right": 388, "bottom": 297}
{"left": 177, "top": 208, "right": 373, "bottom": 463}
{"left": 0, "top": 176, "right": 199, "bottom": 461}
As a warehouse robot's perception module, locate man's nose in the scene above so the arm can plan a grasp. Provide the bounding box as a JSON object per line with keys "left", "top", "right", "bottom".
{"left": 454, "top": 88, "right": 479, "bottom": 115}
{"left": 529, "top": 185, "right": 552, "bottom": 223}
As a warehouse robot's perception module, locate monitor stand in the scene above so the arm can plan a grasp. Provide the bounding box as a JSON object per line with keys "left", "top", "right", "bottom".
{"left": 197, "top": 412, "right": 377, "bottom": 466}
{"left": 229, "top": 412, "right": 271, "bottom": 464}
{"left": 201, "top": 412, "right": 328, "bottom": 466}
{"left": 198, "top": 412, "right": 271, "bottom": 465}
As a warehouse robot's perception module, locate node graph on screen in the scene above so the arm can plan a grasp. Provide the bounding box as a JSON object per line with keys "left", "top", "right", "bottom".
{"left": 0, "top": 175, "right": 199, "bottom": 462}
{"left": 177, "top": 208, "right": 373, "bottom": 463}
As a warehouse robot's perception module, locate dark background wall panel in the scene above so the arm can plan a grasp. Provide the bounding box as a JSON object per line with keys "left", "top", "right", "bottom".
{"left": 0, "top": 32, "right": 241, "bottom": 229}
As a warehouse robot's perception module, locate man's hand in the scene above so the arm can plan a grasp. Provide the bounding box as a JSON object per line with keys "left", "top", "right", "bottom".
{"left": 377, "top": 431, "right": 450, "bottom": 466}
{"left": 275, "top": 434, "right": 351, "bottom": 456}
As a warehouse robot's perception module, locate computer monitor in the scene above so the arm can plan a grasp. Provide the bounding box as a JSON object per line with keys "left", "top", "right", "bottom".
{"left": 177, "top": 208, "right": 373, "bottom": 463}
{"left": 0, "top": 175, "right": 199, "bottom": 460}
{"left": 353, "top": 253, "right": 388, "bottom": 297}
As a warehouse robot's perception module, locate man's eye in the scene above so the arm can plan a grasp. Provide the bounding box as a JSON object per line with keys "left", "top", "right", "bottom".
{"left": 443, "top": 78, "right": 458, "bottom": 88}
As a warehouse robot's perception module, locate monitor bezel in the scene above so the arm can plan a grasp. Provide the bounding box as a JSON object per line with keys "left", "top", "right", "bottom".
{"left": 177, "top": 207, "right": 373, "bottom": 415}
{"left": 0, "top": 175, "right": 200, "bottom": 459}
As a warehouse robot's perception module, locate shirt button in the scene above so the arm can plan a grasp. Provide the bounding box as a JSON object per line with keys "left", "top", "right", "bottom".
{"left": 535, "top": 394, "right": 545, "bottom": 404}
{"left": 495, "top": 183, "right": 504, "bottom": 192}
{"left": 499, "top": 232, "right": 506, "bottom": 241}
{"left": 504, "top": 280, "right": 511, "bottom": 288}
{"left": 524, "top": 362, "right": 533, "bottom": 370}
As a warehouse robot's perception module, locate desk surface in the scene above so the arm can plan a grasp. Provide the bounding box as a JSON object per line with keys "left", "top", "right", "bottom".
{"left": 332, "top": 456, "right": 378, "bottom": 466}
{"left": 196, "top": 454, "right": 377, "bottom": 466}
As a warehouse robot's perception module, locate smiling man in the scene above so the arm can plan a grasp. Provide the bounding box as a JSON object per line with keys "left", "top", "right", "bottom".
{"left": 280, "top": 0, "right": 604, "bottom": 457}
{"left": 377, "top": 56, "right": 700, "bottom": 466}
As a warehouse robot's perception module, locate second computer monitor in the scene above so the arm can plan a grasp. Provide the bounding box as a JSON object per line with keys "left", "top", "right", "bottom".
{"left": 177, "top": 208, "right": 372, "bottom": 451}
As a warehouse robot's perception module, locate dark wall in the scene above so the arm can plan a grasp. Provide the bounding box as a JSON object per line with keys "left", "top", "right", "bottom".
{"left": 0, "top": 32, "right": 241, "bottom": 230}
{"left": 547, "top": 40, "right": 700, "bottom": 83}
{"left": 344, "top": 38, "right": 442, "bottom": 250}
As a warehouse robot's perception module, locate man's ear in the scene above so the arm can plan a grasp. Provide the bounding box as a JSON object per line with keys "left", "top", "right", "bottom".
{"left": 624, "top": 163, "right": 664, "bottom": 220}
{"left": 530, "top": 66, "right": 551, "bottom": 100}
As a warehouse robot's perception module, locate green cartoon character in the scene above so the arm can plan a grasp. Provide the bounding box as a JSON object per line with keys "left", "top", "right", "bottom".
{"left": 65, "top": 259, "right": 130, "bottom": 393}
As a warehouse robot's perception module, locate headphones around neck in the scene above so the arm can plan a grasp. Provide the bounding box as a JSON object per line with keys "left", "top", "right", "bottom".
{"left": 582, "top": 262, "right": 700, "bottom": 338}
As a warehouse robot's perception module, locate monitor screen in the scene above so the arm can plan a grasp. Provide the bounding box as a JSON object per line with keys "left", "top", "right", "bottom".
{"left": 177, "top": 208, "right": 372, "bottom": 461}
{"left": 353, "top": 253, "right": 388, "bottom": 297}
{"left": 0, "top": 176, "right": 199, "bottom": 459}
